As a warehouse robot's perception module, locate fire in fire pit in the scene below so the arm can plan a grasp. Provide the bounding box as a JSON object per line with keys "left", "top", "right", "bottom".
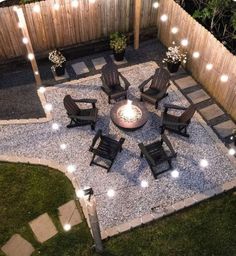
{"left": 117, "top": 100, "right": 142, "bottom": 123}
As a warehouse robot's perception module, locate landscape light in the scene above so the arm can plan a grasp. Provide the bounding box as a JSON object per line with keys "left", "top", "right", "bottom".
{"left": 44, "top": 103, "right": 53, "bottom": 112}
{"left": 200, "top": 159, "right": 208, "bottom": 168}
{"left": 63, "top": 224, "right": 71, "bottom": 231}
{"left": 107, "top": 189, "right": 115, "bottom": 198}
{"left": 38, "top": 86, "right": 46, "bottom": 93}
{"left": 153, "top": 2, "right": 159, "bottom": 8}
{"left": 220, "top": 74, "right": 229, "bottom": 82}
{"left": 141, "top": 180, "right": 149, "bottom": 188}
{"left": 206, "top": 63, "right": 213, "bottom": 70}
{"left": 228, "top": 148, "right": 235, "bottom": 156}
{"left": 171, "top": 170, "right": 179, "bottom": 178}
{"left": 52, "top": 123, "right": 60, "bottom": 130}
{"left": 76, "top": 187, "right": 93, "bottom": 200}
{"left": 160, "top": 14, "right": 168, "bottom": 22}
{"left": 60, "top": 144, "right": 67, "bottom": 150}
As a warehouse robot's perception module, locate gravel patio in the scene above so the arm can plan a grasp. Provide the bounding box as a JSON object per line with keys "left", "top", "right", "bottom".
{"left": 0, "top": 61, "right": 235, "bottom": 231}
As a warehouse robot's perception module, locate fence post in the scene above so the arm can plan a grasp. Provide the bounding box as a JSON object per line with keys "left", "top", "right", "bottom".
{"left": 15, "top": 7, "right": 42, "bottom": 86}
{"left": 134, "top": 0, "right": 142, "bottom": 49}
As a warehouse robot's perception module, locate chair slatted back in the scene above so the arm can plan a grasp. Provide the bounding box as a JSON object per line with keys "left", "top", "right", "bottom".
{"left": 179, "top": 104, "right": 195, "bottom": 124}
{"left": 63, "top": 95, "right": 80, "bottom": 116}
{"left": 101, "top": 64, "right": 120, "bottom": 88}
{"left": 150, "top": 68, "right": 170, "bottom": 90}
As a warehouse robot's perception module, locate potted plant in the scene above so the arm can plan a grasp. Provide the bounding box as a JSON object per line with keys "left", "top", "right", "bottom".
{"left": 48, "top": 49, "right": 66, "bottom": 76}
{"left": 110, "top": 32, "right": 127, "bottom": 61}
{"left": 162, "top": 43, "right": 187, "bottom": 73}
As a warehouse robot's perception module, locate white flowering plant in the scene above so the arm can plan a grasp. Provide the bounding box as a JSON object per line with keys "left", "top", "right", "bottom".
{"left": 162, "top": 43, "right": 187, "bottom": 64}
{"left": 48, "top": 50, "right": 66, "bottom": 71}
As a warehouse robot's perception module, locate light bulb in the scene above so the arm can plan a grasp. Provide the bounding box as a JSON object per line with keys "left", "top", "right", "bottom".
{"left": 171, "top": 170, "right": 179, "bottom": 178}
{"left": 192, "top": 51, "right": 200, "bottom": 58}
{"left": 160, "top": 14, "right": 168, "bottom": 22}
{"left": 63, "top": 224, "right": 71, "bottom": 231}
{"left": 27, "top": 53, "right": 34, "bottom": 60}
{"left": 228, "top": 148, "right": 235, "bottom": 156}
{"left": 200, "top": 159, "right": 208, "bottom": 168}
{"left": 220, "top": 74, "right": 229, "bottom": 82}
{"left": 44, "top": 103, "right": 53, "bottom": 112}
{"left": 107, "top": 189, "right": 115, "bottom": 198}
{"left": 71, "top": 0, "right": 79, "bottom": 8}
{"left": 181, "top": 39, "right": 189, "bottom": 46}
{"left": 206, "top": 63, "right": 213, "bottom": 70}
{"left": 53, "top": 2, "right": 60, "bottom": 10}
{"left": 38, "top": 87, "right": 46, "bottom": 93}
{"left": 141, "top": 180, "right": 149, "bottom": 188}
{"left": 153, "top": 2, "right": 159, "bottom": 8}
{"left": 67, "top": 165, "right": 76, "bottom": 173}
{"left": 171, "top": 27, "right": 179, "bottom": 34}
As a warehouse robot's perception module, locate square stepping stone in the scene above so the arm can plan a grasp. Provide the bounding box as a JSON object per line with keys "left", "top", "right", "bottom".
{"left": 187, "top": 89, "right": 210, "bottom": 104}
{"left": 71, "top": 61, "right": 89, "bottom": 75}
{"left": 199, "top": 104, "right": 224, "bottom": 121}
{"left": 58, "top": 200, "right": 82, "bottom": 228}
{"left": 174, "top": 76, "right": 198, "bottom": 90}
{"left": 29, "top": 213, "right": 58, "bottom": 243}
{"left": 1, "top": 234, "right": 34, "bottom": 256}
{"left": 213, "top": 120, "right": 236, "bottom": 139}
{"left": 92, "top": 57, "right": 106, "bottom": 70}
{"left": 110, "top": 55, "right": 128, "bottom": 65}
{"left": 52, "top": 70, "right": 69, "bottom": 81}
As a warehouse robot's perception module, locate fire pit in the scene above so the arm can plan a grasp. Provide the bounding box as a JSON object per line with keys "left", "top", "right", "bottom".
{"left": 110, "top": 100, "right": 149, "bottom": 130}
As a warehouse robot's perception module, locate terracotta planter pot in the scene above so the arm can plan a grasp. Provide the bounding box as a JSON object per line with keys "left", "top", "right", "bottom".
{"left": 113, "top": 50, "right": 125, "bottom": 61}
{"left": 167, "top": 61, "right": 181, "bottom": 73}
{"left": 55, "top": 63, "right": 66, "bottom": 76}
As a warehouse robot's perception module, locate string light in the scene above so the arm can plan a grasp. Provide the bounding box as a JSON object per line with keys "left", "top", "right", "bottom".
{"left": 27, "top": 53, "right": 34, "bottom": 60}
{"left": 192, "top": 51, "right": 200, "bottom": 58}
{"left": 160, "top": 14, "right": 168, "bottom": 22}
{"left": 67, "top": 164, "right": 76, "bottom": 173}
{"left": 107, "top": 189, "right": 115, "bottom": 198}
{"left": 171, "top": 170, "right": 179, "bottom": 178}
{"left": 60, "top": 144, "right": 67, "bottom": 150}
{"left": 181, "top": 39, "right": 189, "bottom": 46}
{"left": 153, "top": 2, "right": 159, "bottom": 8}
{"left": 63, "top": 224, "right": 71, "bottom": 231}
{"left": 22, "top": 37, "right": 29, "bottom": 44}
{"left": 52, "top": 123, "right": 60, "bottom": 130}
{"left": 53, "top": 2, "right": 60, "bottom": 10}
{"left": 33, "top": 4, "right": 41, "bottom": 13}
{"left": 220, "top": 74, "right": 229, "bottom": 82}
{"left": 171, "top": 27, "right": 179, "bottom": 34}
{"left": 206, "top": 63, "right": 213, "bottom": 70}
{"left": 200, "top": 159, "right": 208, "bottom": 168}
{"left": 141, "top": 180, "right": 149, "bottom": 188}
{"left": 71, "top": 0, "right": 79, "bottom": 8}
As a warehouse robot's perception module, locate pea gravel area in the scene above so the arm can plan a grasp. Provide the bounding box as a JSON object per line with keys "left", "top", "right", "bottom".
{"left": 0, "top": 61, "right": 235, "bottom": 229}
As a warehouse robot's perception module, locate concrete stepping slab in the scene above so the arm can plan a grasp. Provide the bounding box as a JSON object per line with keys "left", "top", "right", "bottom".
{"left": 110, "top": 55, "right": 128, "bottom": 65}
{"left": 52, "top": 70, "right": 69, "bottom": 81}
{"left": 92, "top": 57, "right": 106, "bottom": 70}
{"left": 71, "top": 61, "right": 89, "bottom": 75}
{"left": 213, "top": 120, "right": 236, "bottom": 139}
{"left": 199, "top": 104, "right": 224, "bottom": 121}
{"left": 1, "top": 234, "right": 34, "bottom": 256}
{"left": 58, "top": 200, "right": 82, "bottom": 228}
{"left": 187, "top": 89, "right": 210, "bottom": 104}
{"left": 174, "top": 76, "right": 198, "bottom": 90}
{"left": 29, "top": 213, "right": 58, "bottom": 243}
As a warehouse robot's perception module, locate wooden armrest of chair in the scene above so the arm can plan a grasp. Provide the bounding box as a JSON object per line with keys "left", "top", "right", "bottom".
{"left": 119, "top": 73, "right": 130, "bottom": 90}
{"left": 138, "top": 76, "right": 154, "bottom": 92}
{"left": 164, "top": 104, "right": 188, "bottom": 111}
{"left": 90, "top": 129, "right": 102, "bottom": 151}
{"left": 138, "top": 143, "right": 156, "bottom": 166}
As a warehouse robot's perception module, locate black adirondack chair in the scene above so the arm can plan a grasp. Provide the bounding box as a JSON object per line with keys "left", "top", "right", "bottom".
{"left": 63, "top": 95, "right": 98, "bottom": 130}
{"left": 139, "top": 68, "right": 171, "bottom": 109}
{"left": 89, "top": 129, "right": 125, "bottom": 172}
{"left": 160, "top": 103, "right": 196, "bottom": 137}
{"left": 101, "top": 64, "right": 130, "bottom": 104}
{"left": 138, "top": 133, "right": 177, "bottom": 179}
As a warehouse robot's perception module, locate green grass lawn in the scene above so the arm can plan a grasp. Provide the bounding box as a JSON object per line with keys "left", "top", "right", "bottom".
{"left": 0, "top": 162, "right": 235, "bottom": 256}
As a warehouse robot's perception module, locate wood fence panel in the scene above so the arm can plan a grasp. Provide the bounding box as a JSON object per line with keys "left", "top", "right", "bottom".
{"left": 157, "top": 0, "right": 236, "bottom": 121}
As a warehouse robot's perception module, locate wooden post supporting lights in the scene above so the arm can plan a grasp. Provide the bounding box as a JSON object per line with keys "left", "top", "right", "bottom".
{"left": 134, "top": 0, "right": 142, "bottom": 49}
{"left": 15, "top": 7, "right": 42, "bottom": 86}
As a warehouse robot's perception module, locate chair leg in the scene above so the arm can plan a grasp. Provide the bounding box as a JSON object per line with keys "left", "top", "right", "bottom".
{"left": 140, "top": 152, "right": 143, "bottom": 158}
{"left": 168, "top": 160, "right": 172, "bottom": 169}
{"left": 107, "top": 160, "right": 114, "bottom": 173}
{"left": 160, "top": 125, "right": 165, "bottom": 134}
{"left": 140, "top": 96, "right": 143, "bottom": 102}
{"left": 108, "top": 96, "right": 111, "bottom": 104}
{"left": 91, "top": 123, "right": 95, "bottom": 131}
{"left": 90, "top": 154, "right": 95, "bottom": 166}
{"left": 155, "top": 103, "right": 158, "bottom": 109}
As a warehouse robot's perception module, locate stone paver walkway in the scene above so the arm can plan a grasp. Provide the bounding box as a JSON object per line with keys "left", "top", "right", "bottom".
{"left": 58, "top": 200, "right": 82, "bottom": 228}
{"left": 1, "top": 234, "right": 34, "bottom": 256}
{"left": 29, "top": 213, "right": 58, "bottom": 243}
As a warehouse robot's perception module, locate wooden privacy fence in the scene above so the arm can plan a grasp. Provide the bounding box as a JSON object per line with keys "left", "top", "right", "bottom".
{"left": 0, "top": 0, "right": 157, "bottom": 61}
{"left": 157, "top": 0, "right": 236, "bottom": 121}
